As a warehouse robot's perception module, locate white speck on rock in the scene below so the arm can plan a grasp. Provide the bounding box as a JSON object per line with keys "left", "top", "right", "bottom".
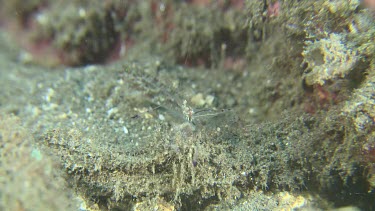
{"left": 158, "top": 114, "right": 165, "bottom": 121}
{"left": 123, "top": 126, "right": 129, "bottom": 134}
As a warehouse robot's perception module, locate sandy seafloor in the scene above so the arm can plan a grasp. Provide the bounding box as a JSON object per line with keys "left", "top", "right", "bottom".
{"left": 1, "top": 1, "right": 375, "bottom": 211}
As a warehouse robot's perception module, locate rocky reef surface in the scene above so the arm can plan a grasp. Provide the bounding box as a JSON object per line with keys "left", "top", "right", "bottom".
{"left": 0, "top": 1, "right": 374, "bottom": 210}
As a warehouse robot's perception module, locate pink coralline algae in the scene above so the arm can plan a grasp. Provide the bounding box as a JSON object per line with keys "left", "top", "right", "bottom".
{"left": 364, "top": 0, "right": 375, "bottom": 11}
{"left": 267, "top": 1, "right": 280, "bottom": 17}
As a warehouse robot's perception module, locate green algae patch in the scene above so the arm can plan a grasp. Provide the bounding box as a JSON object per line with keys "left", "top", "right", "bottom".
{"left": 0, "top": 114, "right": 79, "bottom": 211}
